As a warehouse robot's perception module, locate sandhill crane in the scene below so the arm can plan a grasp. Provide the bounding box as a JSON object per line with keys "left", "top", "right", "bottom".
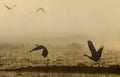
{"left": 84, "top": 40, "right": 104, "bottom": 62}
{"left": 36, "top": 8, "right": 45, "bottom": 13}
{"left": 4, "top": 4, "right": 16, "bottom": 10}
{"left": 28, "top": 44, "right": 48, "bottom": 58}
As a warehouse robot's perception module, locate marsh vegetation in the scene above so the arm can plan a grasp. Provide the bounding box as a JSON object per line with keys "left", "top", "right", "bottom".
{"left": 0, "top": 38, "right": 119, "bottom": 77}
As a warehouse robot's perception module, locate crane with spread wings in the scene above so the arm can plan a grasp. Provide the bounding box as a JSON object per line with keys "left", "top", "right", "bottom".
{"left": 4, "top": 4, "right": 16, "bottom": 10}
{"left": 84, "top": 40, "right": 104, "bottom": 62}
{"left": 36, "top": 8, "right": 45, "bottom": 13}
{"left": 28, "top": 44, "right": 48, "bottom": 58}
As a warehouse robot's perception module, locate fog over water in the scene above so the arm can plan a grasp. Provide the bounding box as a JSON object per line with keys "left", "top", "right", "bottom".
{"left": 0, "top": 1, "right": 120, "bottom": 77}
{"left": 0, "top": 0, "right": 120, "bottom": 43}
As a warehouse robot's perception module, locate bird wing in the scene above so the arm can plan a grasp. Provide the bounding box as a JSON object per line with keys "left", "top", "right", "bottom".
{"left": 36, "top": 8, "right": 45, "bottom": 13}
{"left": 36, "top": 9, "right": 40, "bottom": 13}
{"left": 97, "top": 46, "right": 104, "bottom": 57}
{"left": 42, "top": 48, "right": 48, "bottom": 57}
{"left": 40, "top": 8, "right": 45, "bottom": 13}
{"left": 88, "top": 40, "right": 97, "bottom": 57}
{"left": 28, "top": 45, "right": 48, "bottom": 57}
{"left": 4, "top": 4, "right": 11, "bottom": 9}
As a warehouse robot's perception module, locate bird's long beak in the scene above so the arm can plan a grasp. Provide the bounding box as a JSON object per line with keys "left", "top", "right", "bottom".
{"left": 83, "top": 54, "right": 86, "bottom": 56}
{"left": 25, "top": 51, "right": 32, "bottom": 54}
{"left": 28, "top": 50, "right": 33, "bottom": 53}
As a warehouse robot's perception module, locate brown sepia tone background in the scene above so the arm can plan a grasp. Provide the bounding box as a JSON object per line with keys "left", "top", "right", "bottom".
{"left": 0, "top": 0, "right": 120, "bottom": 77}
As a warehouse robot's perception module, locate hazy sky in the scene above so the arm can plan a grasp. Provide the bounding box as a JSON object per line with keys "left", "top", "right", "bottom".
{"left": 0, "top": 0, "right": 120, "bottom": 40}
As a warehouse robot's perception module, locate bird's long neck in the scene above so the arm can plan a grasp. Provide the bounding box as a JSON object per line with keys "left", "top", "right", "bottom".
{"left": 43, "top": 47, "right": 48, "bottom": 52}
{"left": 84, "top": 54, "right": 93, "bottom": 60}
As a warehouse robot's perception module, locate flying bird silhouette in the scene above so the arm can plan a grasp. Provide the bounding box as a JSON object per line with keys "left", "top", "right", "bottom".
{"left": 84, "top": 40, "right": 104, "bottom": 62}
{"left": 36, "top": 8, "right": 45, "bottom": 13}
{"left": 28, "top": 44, "right": 48, "bottom": 58}
{"left": 4, "top": 4, "right": 16, "bottom": 10}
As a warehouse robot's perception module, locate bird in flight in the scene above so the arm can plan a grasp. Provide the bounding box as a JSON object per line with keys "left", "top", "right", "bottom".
{"left": 36, "top": 8, "right": 45, "bottom": 13}
{"left": 83, "top": 40, "right": 104, "bottom": 62}
{"left": 28, "top": 44, "right": 48, "bottom": 58}
{"left": 4, "top": 4, "right": 16, "bottom": 10}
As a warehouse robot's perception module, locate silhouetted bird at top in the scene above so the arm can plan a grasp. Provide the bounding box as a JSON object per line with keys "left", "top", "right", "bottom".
{"left": 28, "top": 44, "right": 48, "bottom": 58}
{"left": 36, "top": 8, "right": 45, "bottom": 13}
{"left": 4, "top": 4, "right": 16, "bottom": 10}
{"left": 84, "top": 40, "right": 104, "bottom": 62}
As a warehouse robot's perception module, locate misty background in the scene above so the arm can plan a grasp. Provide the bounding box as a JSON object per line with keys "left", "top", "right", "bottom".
{"left": 0, "top": 1, "right": 119, "bottom": 71}
{"left": 0, "top": 0, "right": 120, "bottom": 47}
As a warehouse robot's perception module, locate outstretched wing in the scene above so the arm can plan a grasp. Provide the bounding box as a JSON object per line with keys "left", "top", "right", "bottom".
{"left": 4, "top": 4, "right": 11, "bottom": 9}
{"left": 42, "top": 48, "right": 48, "bottom": 57}
{"left": 97, "top": 46, "right": 104, "bottom": 57}
{"left": 4, "top": 4, "right": 16, "bottom": 10}
{"left": 88, "top": 40, "right": 97, "bottom": 57}
{"left": 36, "top": 8, "right": 45, "bottom": 13}
{"left": 28, "top": 44, "right": 48, "bottom": 57}
{"left": 40, "top": 8, "right": 45, "bottom": 13}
